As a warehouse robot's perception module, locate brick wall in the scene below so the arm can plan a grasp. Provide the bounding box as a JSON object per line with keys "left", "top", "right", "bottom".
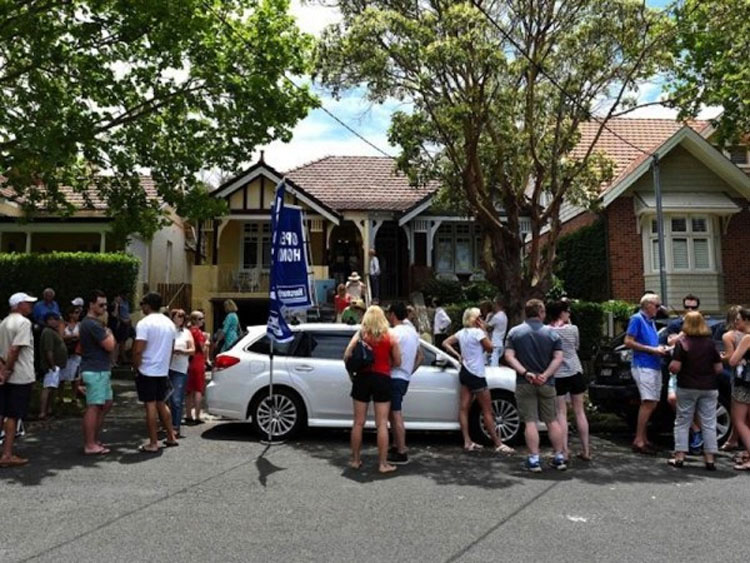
{"left": 722, "top": 199, "right": 750, "bottom": 305}
{"left": 607, "top": 197, "right": 644, "bottom": 302}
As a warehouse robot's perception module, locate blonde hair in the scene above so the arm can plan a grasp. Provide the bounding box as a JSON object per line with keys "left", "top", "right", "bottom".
{"left": 360, "top": 305, "right": 390, "bottom": 340}
{"left": 462, "top": 307, "right": 481, "bottom": 328}
{"left": 682, "top": 311, "right": 711, "bottom": 337}
{"left": 224, "top": 299, "right": 238, "bottom": 313}
{"left": 190, "top": 310, "right": 204, "bottom": 323}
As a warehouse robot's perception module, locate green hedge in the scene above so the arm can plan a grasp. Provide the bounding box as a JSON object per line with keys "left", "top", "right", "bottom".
{"left": 0, "top": 252, "right": 140, "bottom": 316}
{"left": 555, "top": 219, "right": 608, "bottom": 301}
{"left": 423, "top": 276, "right": 497, "bottom": 305}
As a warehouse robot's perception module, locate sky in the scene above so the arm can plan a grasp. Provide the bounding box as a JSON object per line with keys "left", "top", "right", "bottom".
{"left": 239, "top": 0, "right": 721, "bottom": 177}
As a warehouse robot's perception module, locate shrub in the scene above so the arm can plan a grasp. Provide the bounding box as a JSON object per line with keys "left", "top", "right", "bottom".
{"left": 569, "top": 301, "right": 605, "bottom": 361}
{"left": 463, "top": 280, "right": 497, "bottom": 302}
{"left": 422, "top": 276, "right": 465, "bottom": 305}
{"left": 555, "top": 219, "right": 608, "bottom": 301}
{"left": 0, "top": 252, "right": 140, "bottom": 316}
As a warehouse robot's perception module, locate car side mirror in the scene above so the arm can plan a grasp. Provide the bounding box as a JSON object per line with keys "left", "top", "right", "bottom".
{"left": 434, "top": 353, "right": 450, "bottom": 369}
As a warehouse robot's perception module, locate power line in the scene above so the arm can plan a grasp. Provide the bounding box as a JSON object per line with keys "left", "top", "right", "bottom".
{"left": 201, "top": 1, "right": 396, "bottom": 160}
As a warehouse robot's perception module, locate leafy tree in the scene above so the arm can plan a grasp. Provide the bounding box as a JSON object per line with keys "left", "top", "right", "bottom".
{"left": 670, "top": 0, "right": 750, "bottom": 144}
{"left": 0, "top": 0, "right": 315, "bottom": 237}
{"left": 316, "top": 0, "right": 672, "bottom": 319}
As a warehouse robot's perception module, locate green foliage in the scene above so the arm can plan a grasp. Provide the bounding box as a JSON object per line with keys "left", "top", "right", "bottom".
{"left": 554, "top": 219, "right": 608, "bottom": 301}
{"left": 0, "top": 253, "right": 140, "bottom": 316}
{"left": 601, "top": 300, "right": 635, "bottom": 324}
{"left": 463, "top": 280, "right": 498, "bottom": 303}
{"left": 0, "top": 0, "right": 315, "bottom": 235}
{"left": 422, "top": 277, "right": 465, "bottom": 305}
{"left": 569, "top": 301, "right": 606, "bottom": 361}
{"left": 545, "top": 275, "right": 568, "bottom": 302}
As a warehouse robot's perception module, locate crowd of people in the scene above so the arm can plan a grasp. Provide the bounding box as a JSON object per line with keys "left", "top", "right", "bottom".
{"left": 0, "top": 289, "right": 212, "bottom": 467}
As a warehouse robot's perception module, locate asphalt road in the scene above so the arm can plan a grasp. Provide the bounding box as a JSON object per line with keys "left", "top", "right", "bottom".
{"left": 1, "top": 381, "right": 748, "bottom": 563}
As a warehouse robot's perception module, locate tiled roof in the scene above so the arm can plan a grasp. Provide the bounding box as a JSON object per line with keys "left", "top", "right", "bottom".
{"left": 572, "top": 118, "right": 710, "bottom": 194}
{"left": 0, "top": 176, "right": 161, "bottom": 215}
{"left": 284, "top": 156, "right": 436, "bottom": 212}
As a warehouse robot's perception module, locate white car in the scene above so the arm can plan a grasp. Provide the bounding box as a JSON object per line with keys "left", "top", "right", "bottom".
{"left": 206, "top": 324, "right": 521, "bottom": 444}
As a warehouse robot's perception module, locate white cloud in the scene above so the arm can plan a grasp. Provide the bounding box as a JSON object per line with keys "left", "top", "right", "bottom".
{"left": 290, "top": 0, "right": 341, "bottom": 36}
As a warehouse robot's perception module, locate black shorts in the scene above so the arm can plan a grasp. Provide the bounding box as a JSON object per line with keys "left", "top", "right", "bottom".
{"left": 135, "top": 374, "right": 171, "bottom": 403}
{"left": 554, "top": 372, "right": 587, "bottom": 396}
{"left": 459, "top": 366, "right": 488, "bottom": 393}
{"left": 351, "top": 372, "right": 391, "bottom": 403}
{"left": 0, "top": 382, "right": 33, "bottom": 420}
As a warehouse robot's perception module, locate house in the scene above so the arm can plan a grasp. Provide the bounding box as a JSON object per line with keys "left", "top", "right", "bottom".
{"left": 0, "top": 177, "right": 192, "bottom": 305}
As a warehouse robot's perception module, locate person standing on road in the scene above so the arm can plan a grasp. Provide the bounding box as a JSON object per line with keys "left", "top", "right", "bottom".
{"left": 487, "top": 297, "right": 508, "bottom": 367}
{"left": 443, "top": 307, "right": 515, "bottom": 455}
{"left": 38, "top": 312, "right": 67, "bottom": 420}
{"left": 728, "top": 316, "right": 750, "bottom": 471}
{"left": 386, "top": 302, "right": 423, "bottom": 465}
{"left": 547, "top": 301, "right": 591, "bottom": 462}
{"left": 0, "top": 292, "right": 37, "bottom": 468}
{"left": 79, "top": 290, "right": 115, "bottom": 455}
{"left": 219, "top": 299, "right": 240, "bottom": 353}
{"left": 720, "top": 307, "right": 750, "bottom": 460}
{"left": 133, "top": 292, "right": 178, "bottom": 453}
{"left": 625, "top": 293, "right": 669, "bottom": 455}
{"left": 169, "top": 309, "right": 195, "bottom": 438}
{"left": 344, "top": 305, "right": 401, "bottom": 473}
{"left": 667, "top": 312, "right": 723, "bottom": 470}
{"left": 504, "top": 299, "right": 566, "bottom": 472}
{"left": 432, "top": 298, "right": 451, "bottom": 350}
{"left": 60, "top": 306, "right": 82, "bottom": 406}
{"left": 185, "top": 311, "right": 208, "bottom": 425}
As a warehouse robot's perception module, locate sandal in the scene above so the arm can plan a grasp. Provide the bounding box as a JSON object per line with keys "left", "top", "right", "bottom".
{"left": 347, "top": 460, "right": 362, "bottom": 470}
{"left": 84, "top": 446, "right": 111, "bottom": 456}
{"left": 732, "top": 451, "right": 750, "bottom": 464}
{"left": 632, "top": 443, "right": 657, "bottom": 456}
{"left": 0, "top": 455, "right": 29, "bottom": 468}
{"left": 138, "top": 445, "right": 160, "bottom": 454}
{"left": 163, "top": 440, "right": 179, "bottom": 448}
{"left": 705, "top": 462, "right": 717, "bottom": 471}
{"left": 733, "top": 461, "right": 750, "bottom": 471}
{"left": 667, "top": 458, "right": 684, "bottom": 468}
{"left": 719, "top": 442, "right": 740, "bottom": 452}
{"left": 576, "top": 452, "right": 592, "bottom": 462}
{"left": 463, "top": 442, "right": 484, "bottom": 452}
{"left": 494, "top": 444, "right": 515, "bottom": 455}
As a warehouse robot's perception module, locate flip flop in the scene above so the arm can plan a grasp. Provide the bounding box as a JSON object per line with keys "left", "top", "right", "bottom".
{"left": 464, "top": 442, "right": 484, "bottom": 452}
{"left": 494, "top": 444, "right": 515, "bottom": 455}
{"left": 84, "top": 447, "right": 111, "bottom": 456}
{"left": 163, "top": 440, "right": 179, "bottom": 448}
{"left": 0, "top": 455, "right": 29, "bottom": 468}
{"left": 667, "top": 458, "right": 685, "bottom": 468}
{"left": 378, "top": 463, "right": 397, "bottom": 474}
{"left": 733, "top": 462, "right": 750, "bottom": 471}
{"left": 138, "top": 445, "right": 160, "bottom": 454}
{"left": 347, "top": 460, "right": 363, "bottom": 470}
{"left": 576, "top": 452, "right": 592, "bottom": 462}
{"left": 632, "top": 444, "right": 657, "bottom": 456}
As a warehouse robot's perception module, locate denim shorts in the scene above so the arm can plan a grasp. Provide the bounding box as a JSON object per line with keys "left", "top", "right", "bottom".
{"left": 390, "top": 378, "right": 410, "bottom": 411}
{"left": 81, "top": 371, "right": 113, "bottom": 406}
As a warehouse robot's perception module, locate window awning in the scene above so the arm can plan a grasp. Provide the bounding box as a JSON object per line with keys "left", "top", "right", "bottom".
{"left": 634, "top": 192, "right": 741, "bottom": 216}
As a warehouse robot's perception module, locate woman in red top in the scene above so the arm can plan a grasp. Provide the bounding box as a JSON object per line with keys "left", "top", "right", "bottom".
{"left": 185, "top": 310, "right": 209, "bottom": 425}
{"left": 334, "top": 284, "right": 350, "bottom": 323}
{"left": 344, "top": 305, "right": 401, "bottom": 473}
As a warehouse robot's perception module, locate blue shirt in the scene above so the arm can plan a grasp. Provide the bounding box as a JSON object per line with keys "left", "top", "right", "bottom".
{"left": 32, "top": 300, "right": 61, "bottom": 325}
{"left": 626, "top": 311, "right": 660, "bottom": 370}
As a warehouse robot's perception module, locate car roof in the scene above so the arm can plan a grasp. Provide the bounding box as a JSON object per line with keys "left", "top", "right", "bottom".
{"left": 245, "top": 323, "right": 358, "bottom": 334}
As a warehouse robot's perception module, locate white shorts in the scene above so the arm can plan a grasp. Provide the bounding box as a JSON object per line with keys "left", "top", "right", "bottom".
{"left": 43, "top": 368, "right": 61, "bottom": 389}
{"left": 631, "top": 367, "right": 662, "bottom": 402}
{"left": 60, "top": 355, "right": 81, "bottom": 382}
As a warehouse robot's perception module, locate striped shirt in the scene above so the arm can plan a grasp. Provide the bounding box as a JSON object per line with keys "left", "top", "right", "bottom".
{"left": 551, "top": 323, "right": 583, "bottom": 378}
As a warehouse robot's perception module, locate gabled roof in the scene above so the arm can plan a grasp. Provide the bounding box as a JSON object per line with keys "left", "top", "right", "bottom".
{"left": 284, "top": 156, "right": 437, "bottom": 212}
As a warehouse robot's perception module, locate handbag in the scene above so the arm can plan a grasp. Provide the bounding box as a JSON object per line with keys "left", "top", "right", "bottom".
{"left": 346, "top": 334, "right": 374, "bottom": 378}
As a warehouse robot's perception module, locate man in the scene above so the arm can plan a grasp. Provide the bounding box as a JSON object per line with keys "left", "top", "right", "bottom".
{"left": 432, "top": 298, "right": 451, "bottom": 350}
{"left": 487, "top": 297, "right": 508, "bottom": 367}
{"left": 386, "top": 302, "right": 423, "bottom": 465}
{"left": 38, "top": 312, "right": 68, "bottom": 420}
{"left": 666, "top": 294, "right": 700, "bottom": 346}
{"left": 369, "top": 249, "right": 381, "bottom": 303}
{"left": 80, "top": 290, "right": 115, "bottom": 455}
{"left": 32, "top": 287, "right": 60, "bottom": 328}
{"left": 132, "top": 292, "right": 178, "bottom": 452}
{"left": 625, "top": 293, "right": 669, "bottom": 454}
{"left": 504, "top": 299, "right": 566, "bottom": 472}
{"left": 0, "top": 292, "right": 38, "bottom": 467}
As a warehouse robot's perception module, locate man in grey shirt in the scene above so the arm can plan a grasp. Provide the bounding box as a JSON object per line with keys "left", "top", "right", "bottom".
{"left": 504, "top": 299, "right": 566, "bottom": 472}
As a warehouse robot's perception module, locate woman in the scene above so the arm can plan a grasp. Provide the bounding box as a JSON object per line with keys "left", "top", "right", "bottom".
{"left": 720, "top": 306, "right": 745, "bottom": 454}
{"left": 185, "top": 310, "right": 209, "bottom": 425}
{"left": 220, "top": 299, "right": 240, "bottom": 352}
{"left": 60, "top": 306, "right": 82, "bottom": 404}
{"left": 668, "top": 312, "right": 723, "bottom": 470}
{"left": 443, "top": 307, "right": 514, "bottom": 454}
{"left": 547, "top": 301, "right": 591, "bottom": 461}
{"left": 344, "top": 305, "right": 401, "bottom": 473}
{"left": 334, "top": 283, "right": 350, "bottom": 323}
{"left": 728, "top": 308, "right": 750, "bottom": 471}
{"left": 169, "top": 309, "right": 195, "bottom": 438}
{"left": 345, "top": 272, "right": 366, "bottom": 301}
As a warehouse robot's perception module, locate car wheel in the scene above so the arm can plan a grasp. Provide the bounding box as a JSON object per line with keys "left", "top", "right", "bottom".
{"left": 470, "top": 391, "right": 523, "bottom": 446}
{"left": 716, "top": 396, "right": 732, "bottom": 445}
{"left": 248, "top": 388, "right": 307, "bottom": 441}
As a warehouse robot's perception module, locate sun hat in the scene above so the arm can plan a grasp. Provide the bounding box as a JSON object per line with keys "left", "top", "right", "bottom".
{"left": 351, "top": 299, "right": 366, "bottom": 310}
{"left": 347, "top": 272, "right": 361, "bottom": 282}
{"left": 71, "top": 297, "right": 84, "bottom": 307}
{"left": 9, "top": 292, "right": 37, "bottom": 308}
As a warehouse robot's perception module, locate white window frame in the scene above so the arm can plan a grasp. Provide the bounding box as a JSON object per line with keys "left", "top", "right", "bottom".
{"left": 646, "top": 214, "right": 716, "bottom": 273}
{"left": 434, "top": 222, "right": 482, "bottom": 274}
{"left": 241, "top": 221, "right": 271, "bottom": 271}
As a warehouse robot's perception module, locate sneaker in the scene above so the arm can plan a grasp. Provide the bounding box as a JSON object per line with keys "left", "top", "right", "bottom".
{"left": 387, "top": 451, "right": 409, "bottom": 465}
{"left": 524, "top": 458, "right": 542, "bottom": 473}
{"left": 550, "top": 456, "right": 568, "bottom": 471}
{"left": 689, "top": 431, "right": 704, "bottom": 454}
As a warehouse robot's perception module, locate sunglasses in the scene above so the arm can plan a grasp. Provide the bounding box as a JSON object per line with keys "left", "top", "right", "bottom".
{"left": 684, "top": 305, "right": 699, "bottom": 310}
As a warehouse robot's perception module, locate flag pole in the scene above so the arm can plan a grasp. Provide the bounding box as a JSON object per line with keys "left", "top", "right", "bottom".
{"left": 265, "top": 337, "right": 275, "bottom": 444}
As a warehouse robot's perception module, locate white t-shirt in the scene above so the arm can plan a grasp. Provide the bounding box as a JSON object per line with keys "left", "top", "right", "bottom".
{"left": 433, "top": 307, "right": 451, "bottom": 335}
{"left": 488, "top": 311, "right": 508, "bottom": 348}
{"left": 136, "top": 313, "right": 176, "bottom": 377}
{"left": 169, "top": 327, "right": 193, "bottom": 374}
{"left": 370, "top": 256, "right": 380, "bottom": 276}
{"left": 391, "top": 322, "right": 420, "bottom": 381}
{"left": 457, "top": 327, "right": 487, "bottom": 377}
{"left": 0, "top": 313, "right": 35, "bottom": 384}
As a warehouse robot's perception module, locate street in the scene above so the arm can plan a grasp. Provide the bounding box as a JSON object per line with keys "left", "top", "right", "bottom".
{"left": 1, "top": 381, "right": 747, "bottom": 563}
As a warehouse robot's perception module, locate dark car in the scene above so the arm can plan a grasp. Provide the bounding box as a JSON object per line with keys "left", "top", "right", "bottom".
{"left": 589, "top": 318, "right": 733, "bottom": 443}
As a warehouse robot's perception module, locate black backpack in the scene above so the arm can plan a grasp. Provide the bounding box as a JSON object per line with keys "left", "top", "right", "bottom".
{"left": 345, "top": 334, "right": 374, "bottom": 378}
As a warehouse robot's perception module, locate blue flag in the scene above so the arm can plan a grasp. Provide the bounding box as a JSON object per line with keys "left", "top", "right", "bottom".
{"left": 267, "top": 181, "right": 312, "bottom": 343}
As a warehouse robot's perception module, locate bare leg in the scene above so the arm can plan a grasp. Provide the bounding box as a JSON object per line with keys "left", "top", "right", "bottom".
{"left": 83, "top": 406, "right": 103, "bottom": 452}
{"left": 389, "top": 410, "right": 407, "bottom": 453}
{"left": 144, "top": 401, "right": 160, "bottom": 449}
{"left": 525, "top": 421, "right": 540, "bottom": 456}
{"left": 475, "top": 389, "right": 508, "bottom": 449}
{"left": 459, "top": 386, "right": 474, "bottom": 448}
{"left": 39, "top": 388, "right": 51, "bottom": 419}
{"left": 634, "top": 400, "right": 657, "bottom": 447}
{"left": 156, "top": 401, "right": 176, "bottom": 442}
{"left": 547, "top": 419, "right": 565, "bottom": 455}
{"left": 185, "top": 392, "right": 194, "bottom": 421}
{"left": 375, "top": 401, "right": 395, "bottom": 473}
{"left": 194, "top": 391, "right": 203, "bottom": 420}
{"left": 571, "top": 393, "right": 591, "bottom": 458}
{"left": 555, "top": 396, "right": 569, "bottom": 459}
{"left": 1, "top": 417, "right": 18, "bottom": 461}
{"left": 732, "top": 402, "right": 750, "bottom": 453}
{"left": 349, "top": 400, "right": 368, "bottom": 468}
{"left": 96, "top": 400, "right": 112, "bottom": 446}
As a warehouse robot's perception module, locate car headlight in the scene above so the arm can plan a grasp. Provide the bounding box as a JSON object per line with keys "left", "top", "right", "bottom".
{"left": 618, "top": 349, "right": 632, "bottom": 363}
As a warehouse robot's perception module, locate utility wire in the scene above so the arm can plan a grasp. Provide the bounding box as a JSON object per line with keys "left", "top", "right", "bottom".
{"left": 201, "top": 1, "right": 396, "bottom": 160}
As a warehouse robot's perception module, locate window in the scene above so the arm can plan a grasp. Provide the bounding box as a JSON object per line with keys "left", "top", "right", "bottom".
{"left": 434, "top": 223, "right": 483, "bottom": 273}
{"left": 728, "top": 146, "right": 749, "bottom": 166}
{"left": 294, "top": 332, "right": 352, "bottom": 360}
{"left": 649, "top": 215, "right": 713, "bottom": 272}
{"left": 243, "top": 222, "right": 271, "bottom": 270}
{"left": 246, "top": 334, "right": 296, "bottom": 356}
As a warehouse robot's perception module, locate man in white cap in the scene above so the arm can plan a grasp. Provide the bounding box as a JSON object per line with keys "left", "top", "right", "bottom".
{"left": 71, "top": 297, "right": 85, "bottom": 309}
{"left": 0, "top": 292, "right": 37, "bottom": 467}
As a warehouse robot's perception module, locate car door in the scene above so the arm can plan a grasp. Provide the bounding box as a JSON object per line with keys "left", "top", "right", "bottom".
{"left": 286, "top": 330, "right": 354, "bottom": 423}
{"left": 403, "top": 343, "right": 461, "bottom": 425}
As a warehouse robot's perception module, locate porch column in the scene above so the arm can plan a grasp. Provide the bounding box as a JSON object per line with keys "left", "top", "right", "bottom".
{"left": 99, "top": 231, "right": 106, "bottom": 253}
{"left": 426, "top": 219, "right": 444, "bottom": 267}
{"left": 25, "top": 231, "right": 32, "bottom": 253}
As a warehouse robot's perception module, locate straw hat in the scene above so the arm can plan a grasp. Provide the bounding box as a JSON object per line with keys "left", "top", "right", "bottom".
{"left": 351, "top": 299, "right": 366, "bottom": 310}
{"left": 347, "top": 272, "right": 361, "bottom": 282}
